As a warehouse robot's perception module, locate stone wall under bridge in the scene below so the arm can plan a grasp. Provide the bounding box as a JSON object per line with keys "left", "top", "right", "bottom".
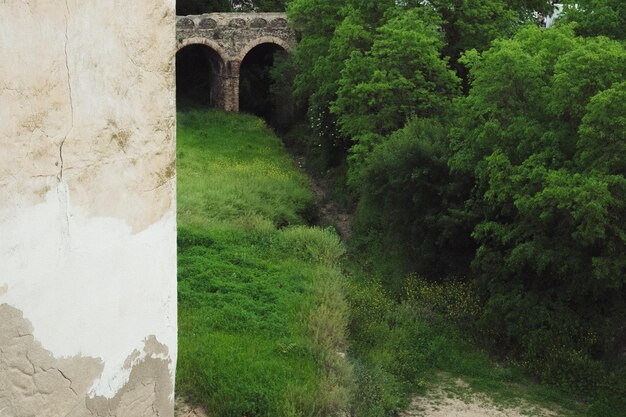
{"left": 176, "top": 13, "right": 296, "bottom": 112}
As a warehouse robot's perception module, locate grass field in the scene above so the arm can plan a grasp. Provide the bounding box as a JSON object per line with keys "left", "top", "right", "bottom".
{"left": 176, "top": 109, "right": 589, "bottom": 417}
{"left": 176, "top": 110, "right": 352, "bottom": 417}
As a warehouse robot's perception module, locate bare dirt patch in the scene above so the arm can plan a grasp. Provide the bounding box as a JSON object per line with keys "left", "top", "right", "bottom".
{"left": 401, "top": 382, "right": 560, "bottom": 417}
{"left": 175, "top": 398, "right": 209, "bottom": 417}
{"left": 294, "top": 156, "right": 353, "bottom": 240}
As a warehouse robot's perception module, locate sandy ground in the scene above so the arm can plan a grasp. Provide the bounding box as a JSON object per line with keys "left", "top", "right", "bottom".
{"left": 176, "top": 386, "right": 560, "bottom": 417}
{"left": 400, "top": 383, "right": 559, "bottom": 417}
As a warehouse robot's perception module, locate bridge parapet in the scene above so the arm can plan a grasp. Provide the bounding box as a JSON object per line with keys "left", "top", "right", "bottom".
{"left": 176, "top": 13, "right": 295, "bottom": 61}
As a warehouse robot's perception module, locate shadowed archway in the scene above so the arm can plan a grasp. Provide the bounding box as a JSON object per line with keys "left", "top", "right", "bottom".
{"left": 239, "top": 42, "right": 287, "bottom": 122}
{"left": 176, "top": 44, "right": 226, "bottom": 109}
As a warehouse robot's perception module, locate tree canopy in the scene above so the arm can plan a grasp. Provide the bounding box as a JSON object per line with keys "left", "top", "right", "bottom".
{"left": 283, "top": 0, "right": 626, "bottom": 410}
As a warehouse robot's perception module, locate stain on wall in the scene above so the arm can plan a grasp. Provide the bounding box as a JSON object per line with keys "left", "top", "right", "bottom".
{"left": 0, "top": 1, "right": 177, "bottom": 415}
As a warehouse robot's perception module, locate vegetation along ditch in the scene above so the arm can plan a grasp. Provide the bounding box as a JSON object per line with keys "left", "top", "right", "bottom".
{"left": 176, "top": 0, "right": 625, "bottom": 416}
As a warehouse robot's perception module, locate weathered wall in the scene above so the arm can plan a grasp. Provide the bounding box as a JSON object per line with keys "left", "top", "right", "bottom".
{"left": 0, "top": 1, "right": 177, "bottom": 416}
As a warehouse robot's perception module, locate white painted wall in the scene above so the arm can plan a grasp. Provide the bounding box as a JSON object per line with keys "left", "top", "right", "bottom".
{"left": 0, "top": 1, "right": 177, "bottom": 415}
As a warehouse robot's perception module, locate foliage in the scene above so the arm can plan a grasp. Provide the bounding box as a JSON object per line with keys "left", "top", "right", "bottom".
{"left": 344, "top": 266, "right": 587, "bottom": 417}
{"left": 268, "top": 53, "right": 300, "bottom": 132}
{"left": 427, "top": 0, "right": 519, "bottom": 74}
{"left": 559, "top": 0, "right": 626, "bottom": 39}
{"left": 339, "top": 20, "right": 625, "bottom": 413}
{"left": 332, "top": 8, "right": 459, "bottom": 166}
{"left": 448, "top": 25, "right": 626, "bottom": 408}
{"left": 177, "top": 110, "right": 353, "bottom": 416}
{"left": 176, "top": 0, "right": 232, "bottom": 15}
{"left": 403, "top": 274, "right": 481, "bottom": 326}
{"left": 176, "top": 0, "right": 286, "bottom": 14}
{"left": 286, "top": 0, "right": 551, "bottom": 173}
{"left": 350, "top": 118, "right": 475, "bottom": 281}
{"left": 232, "top": 0, "right": 288, "bottom": 11}
{"left": 287, "top": 0, "right": 400, "bottom": 166}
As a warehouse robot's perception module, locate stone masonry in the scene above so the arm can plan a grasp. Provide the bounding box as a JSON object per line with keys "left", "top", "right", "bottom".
{"left": 176, "top": 13, "right": 296, "bottom": 111}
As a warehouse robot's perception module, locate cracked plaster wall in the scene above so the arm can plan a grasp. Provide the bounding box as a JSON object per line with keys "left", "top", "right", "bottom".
{"left": 0, "top": 1, "right": 176, "bottom": 416}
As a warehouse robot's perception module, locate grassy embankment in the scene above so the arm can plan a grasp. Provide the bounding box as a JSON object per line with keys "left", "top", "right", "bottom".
{"left": 176, "top": 110, "right": 352, "bottom": 417}
{"left": 177, "top": 109, "right": 588, "bottom": 417}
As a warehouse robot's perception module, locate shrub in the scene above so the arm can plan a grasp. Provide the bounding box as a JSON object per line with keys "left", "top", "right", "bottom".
{"left": 352, "top": 117, "right": 475, "bottom": 282}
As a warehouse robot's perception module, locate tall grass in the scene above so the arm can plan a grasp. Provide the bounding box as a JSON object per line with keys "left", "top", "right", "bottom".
{"left": 176, "top": 110, "right": 352, "bottom": 416}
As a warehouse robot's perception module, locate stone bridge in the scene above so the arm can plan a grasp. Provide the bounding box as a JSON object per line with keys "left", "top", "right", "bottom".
{"left": 176, "top": 13, "right": 296, "bottom": 112}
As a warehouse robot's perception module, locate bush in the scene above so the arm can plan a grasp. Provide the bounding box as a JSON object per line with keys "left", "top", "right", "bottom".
{"left": 352, "top": 117, "right": 475, "bottom": 282}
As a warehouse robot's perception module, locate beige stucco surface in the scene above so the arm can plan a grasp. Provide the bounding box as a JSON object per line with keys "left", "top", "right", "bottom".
{"left": 0, "top": 1, "right": 177, "bottom": 416}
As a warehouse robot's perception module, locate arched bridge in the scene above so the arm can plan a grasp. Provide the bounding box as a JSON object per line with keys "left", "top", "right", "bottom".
{"left": 176, "top": 13, "right": 296, "bottom": 112}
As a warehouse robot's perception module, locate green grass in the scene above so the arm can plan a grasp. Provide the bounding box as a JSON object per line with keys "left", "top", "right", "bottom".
{"left": 176, "top": 110, "right": 352, "bottom": 417}
{"left": 177, "top": 109, "right": 590, "bottom": 417}
{"left": 344, "top": 255, "right": 589, "bottom": 417}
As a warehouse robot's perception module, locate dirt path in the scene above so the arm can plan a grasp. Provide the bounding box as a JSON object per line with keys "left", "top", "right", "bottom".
{"left": 294, "top": 156, "right": 353, "bottom": 240}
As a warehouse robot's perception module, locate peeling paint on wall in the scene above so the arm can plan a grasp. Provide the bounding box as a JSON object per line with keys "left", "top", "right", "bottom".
{"left": 0, "top": 305, "right": 173, "bottom": 417}
{"left": 0, "top": 0, "right": 177, "bottom": 415}
{"left": 0, "top": 192, "right": 177, "bottom": 398}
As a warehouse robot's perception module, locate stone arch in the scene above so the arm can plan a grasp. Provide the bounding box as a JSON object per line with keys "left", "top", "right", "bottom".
{"left": 176, "top": 42, "right": 229, "bottom": 109}
{"left": 177, "top": 37, "right": 230, "bottom": 65}
{"left": 236, "top": 36, "right": 292, "bottom": 62}
{"left": 238, "top": 40, "right": 291, "bottom": 119}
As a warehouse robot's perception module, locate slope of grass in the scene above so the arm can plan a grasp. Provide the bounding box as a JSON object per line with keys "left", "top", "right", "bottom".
{"left": 283, "top": 122, "right": 590, "bottom": 416}
{"left": 177, "top": 110, "right": 352, "bottom": 417}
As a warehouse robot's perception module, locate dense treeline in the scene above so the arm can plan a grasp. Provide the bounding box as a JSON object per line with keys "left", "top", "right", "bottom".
{"left": 282, "top": 0, "right": 626, "bottom": 414}
{"left": 176, "top": 0, "right": 286, "bottom": 14}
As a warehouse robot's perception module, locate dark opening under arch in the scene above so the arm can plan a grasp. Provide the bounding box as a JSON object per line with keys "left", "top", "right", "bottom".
{"left": 176, "top": 44, "right": 225, "bottom": 109}
{"left": 239, "top": 42, "right": 290, "bottom": 127}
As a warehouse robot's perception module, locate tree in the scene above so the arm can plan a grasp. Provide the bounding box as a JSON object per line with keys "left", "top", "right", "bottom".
{"left": 559, "top": 0, "right": 626, "bottom": 39}
{"left": 355, "top": 117, "right": 476, "bottom": 280}
{"left": 176, "top": 0, "right": 232, "bottom": 15}
{"left": 451, "top": 25, "right": 626, "bottom": 378}
{"left": 332, "top": 8, "right": 459, "bottom": 168}
{"left": 288, "top": 0, "right": 399, "bottom": 164}
{"left": 232, "top": 0, "right": 287, "bottom": 11}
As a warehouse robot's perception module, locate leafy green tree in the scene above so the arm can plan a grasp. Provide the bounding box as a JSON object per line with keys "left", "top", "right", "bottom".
{"left": 429, "top": 0, "right": 518, "bottom": 60}
{"left": 332, "top": 8, "right": 459, "bottom": 167}
{"left": 177, "top": 0, "right": 232, "bottom": 15}
{"left": 288, "top": 0, "right": 399, "bottom": 164}
{"left": 451, "top": 25, "right": 626, "bottom": 384}
{"left": 355, "top": 117, "right": 476, "bottom": 280}
{"left": 286, "top": 0, "right": 553, "bottom": 170}
{"left": 576, "top": 81, "right": 626, "bottom": 175}
{"left": 560, "top": 0, "right": 626, "bottom": 39}
{"left": 232, "top": 0, "right": 288, "bottom": 11}
{"left": 425, "top": 0, "right": 553, "bottom": 84}
{"left": 287, "top": 0, "right": 349, "bottom": 150}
